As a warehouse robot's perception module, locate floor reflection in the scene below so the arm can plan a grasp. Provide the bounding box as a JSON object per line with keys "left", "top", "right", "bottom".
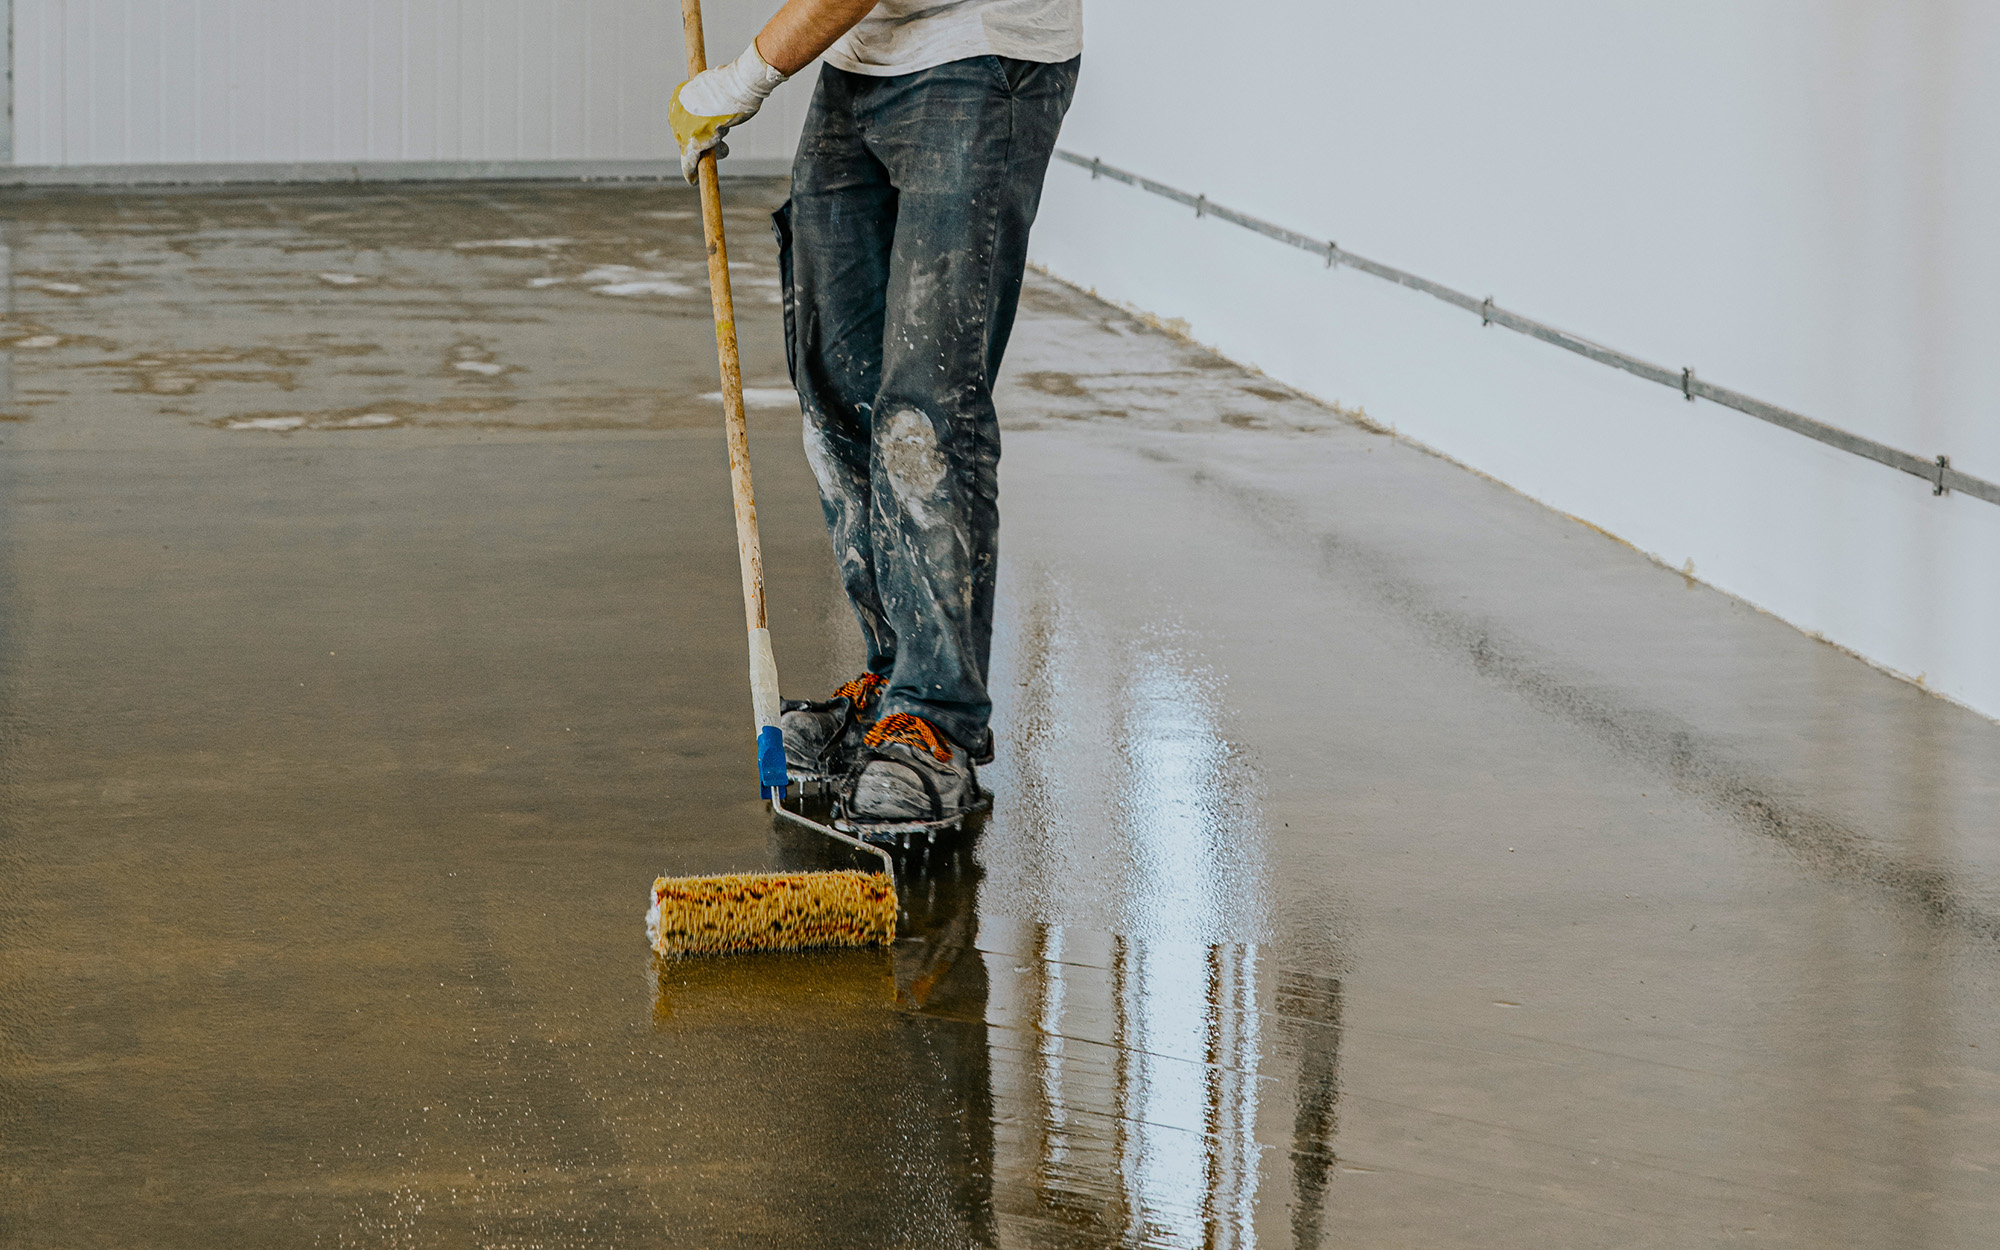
{"left": 915, "top": 575, "right": 1340, "bottom": 1246}
{"left": 651, "top": 811, "right": 1342, "bottom": 1249}
{"left": 985, "top": 574, "right": 1271, "bottom": 947}
{"left": 957, "top": 918, "right": 1341, "bottom": 1249}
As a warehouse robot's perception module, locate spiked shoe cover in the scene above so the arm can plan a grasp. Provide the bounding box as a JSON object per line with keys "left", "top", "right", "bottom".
{"left": 842, "top": 713, "right": 979, "bottom": 835}
{"left": 780, "top": 672, "right": 887, "bottom": 782}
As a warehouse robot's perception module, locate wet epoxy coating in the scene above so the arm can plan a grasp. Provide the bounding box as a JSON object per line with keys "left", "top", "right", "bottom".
{"left": 2, "top": 182, "right": 1997, "bottom": 1248}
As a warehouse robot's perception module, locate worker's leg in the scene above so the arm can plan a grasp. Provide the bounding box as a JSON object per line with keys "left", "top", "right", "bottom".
{"left": 780, "top": 66, "right": 901, "bottom": 678}
{"left": 860, "top": 54, "right": 1079, "bottom": 753}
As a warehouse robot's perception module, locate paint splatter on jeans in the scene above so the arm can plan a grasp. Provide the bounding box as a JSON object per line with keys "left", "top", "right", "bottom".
{"left": 775, "top": 55, "right": 1079, "bottom": 751}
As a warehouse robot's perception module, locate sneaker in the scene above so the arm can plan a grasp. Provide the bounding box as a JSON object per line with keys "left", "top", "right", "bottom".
{"left": 843, "top": 713, "right": 979, "bottom": 831}
{"left": 780, "top": 672, "right": 886, "bottom": 781}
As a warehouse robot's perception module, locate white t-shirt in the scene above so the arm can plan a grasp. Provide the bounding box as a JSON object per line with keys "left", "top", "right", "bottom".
{"left": 824, "top": 0, "right": 1082, "bottom": 77}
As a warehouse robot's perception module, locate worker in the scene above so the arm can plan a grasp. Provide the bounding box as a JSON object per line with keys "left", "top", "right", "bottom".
{"left": 671, "top": 1, "right": 1081, "bottom": 831}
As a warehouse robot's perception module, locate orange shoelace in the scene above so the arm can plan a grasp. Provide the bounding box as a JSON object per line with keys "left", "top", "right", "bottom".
{"left": 834, "top": 672, "right": 887, "bottom": 709}
{"left": 864, "top": 712, "right": 953, "bottom": 763}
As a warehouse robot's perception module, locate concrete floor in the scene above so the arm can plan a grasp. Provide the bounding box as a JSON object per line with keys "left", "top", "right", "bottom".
{"left": 1, "top": 181, "right": 1997, "bottom": 1249}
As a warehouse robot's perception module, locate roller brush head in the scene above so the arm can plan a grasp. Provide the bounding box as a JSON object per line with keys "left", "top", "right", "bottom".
{"left": 647, "top": 870, "right": 897, "bottom": 956}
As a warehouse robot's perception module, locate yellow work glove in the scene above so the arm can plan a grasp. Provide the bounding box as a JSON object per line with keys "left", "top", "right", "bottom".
{"left": 670, "top": 40, "right": 789, "bottom": 184}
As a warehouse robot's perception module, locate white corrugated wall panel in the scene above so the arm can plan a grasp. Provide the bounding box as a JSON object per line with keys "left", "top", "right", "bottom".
{"left": 10, "top": 0, "right": 808, "bottom": 168}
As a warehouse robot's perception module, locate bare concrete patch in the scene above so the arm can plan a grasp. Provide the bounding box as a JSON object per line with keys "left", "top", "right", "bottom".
{"left": 0, "top": 319, "right": 117, "bottom": 352}
{"left": 446, "top": 342, "right": 516, "bottom": 380}
{"left": 208, "top": 397, "right": 515, "bottom": 432}
{"left": 453, "top": 237, "right": 574, "bottom": 250}
{"left": 20, "top": 275, "right": 95, "bottom": 296}
{"left": 1014, "top": 370, "right": 1091, "bottom": 399}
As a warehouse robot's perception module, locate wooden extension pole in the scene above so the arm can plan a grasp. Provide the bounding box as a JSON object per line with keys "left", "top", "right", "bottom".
{"left": 682, "top": 0, "right": 787, "bottom": 797}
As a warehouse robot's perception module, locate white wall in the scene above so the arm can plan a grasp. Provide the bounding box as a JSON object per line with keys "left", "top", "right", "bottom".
{"left": 8, "top": 0, "right": 810, "bottom": 169}
{"left": 1031, "top": 0, "right": 2000, "bottom": 721}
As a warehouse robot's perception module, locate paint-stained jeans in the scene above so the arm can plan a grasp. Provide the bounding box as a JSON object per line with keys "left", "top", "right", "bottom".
{"left": 775, "top": 55, "right": 1079, "bottom": 751}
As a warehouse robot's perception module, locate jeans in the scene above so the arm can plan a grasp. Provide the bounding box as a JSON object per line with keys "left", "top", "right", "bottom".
{"left": 775, "top": 54, "right": 1079, "bottom": 751}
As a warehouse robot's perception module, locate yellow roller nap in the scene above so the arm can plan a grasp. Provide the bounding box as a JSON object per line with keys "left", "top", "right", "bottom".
{"left": 648, "top": 870, "right": 897, "bottom": 957}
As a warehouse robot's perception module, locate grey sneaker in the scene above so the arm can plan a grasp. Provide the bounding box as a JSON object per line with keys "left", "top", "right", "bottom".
{"left": 842, "top": 713, "right": 979, "bottom": 832}
{"left": 780, "top": 672, "right": 886, "bottom": 781}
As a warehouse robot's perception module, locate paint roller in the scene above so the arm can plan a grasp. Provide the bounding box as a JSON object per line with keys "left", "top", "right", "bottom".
{"left": 647, "top": 0, "right": 899, "bottom": 958}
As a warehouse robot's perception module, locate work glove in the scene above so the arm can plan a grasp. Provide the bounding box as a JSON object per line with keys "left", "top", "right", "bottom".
{"left": 669, "top": 40, "right": 789, "bottom": 184}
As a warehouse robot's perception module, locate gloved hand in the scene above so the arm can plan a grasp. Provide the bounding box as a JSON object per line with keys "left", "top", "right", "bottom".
{"left": 670, "top": 40, "right": 789, "bottom": 184}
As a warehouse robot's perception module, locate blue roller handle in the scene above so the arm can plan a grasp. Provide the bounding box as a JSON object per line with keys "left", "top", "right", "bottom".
{"left": 757, "top": 724, "right": 788, "bottom": 799}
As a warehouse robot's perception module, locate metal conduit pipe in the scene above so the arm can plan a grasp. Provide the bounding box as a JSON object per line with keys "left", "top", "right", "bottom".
{"left": 1056, "top": 150, "right": 1999, "bottom": 509}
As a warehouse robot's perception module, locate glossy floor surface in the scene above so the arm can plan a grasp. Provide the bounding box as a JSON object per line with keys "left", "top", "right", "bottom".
{"left": 2, "top": 182, "right": 1997, "bottom": 1249}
